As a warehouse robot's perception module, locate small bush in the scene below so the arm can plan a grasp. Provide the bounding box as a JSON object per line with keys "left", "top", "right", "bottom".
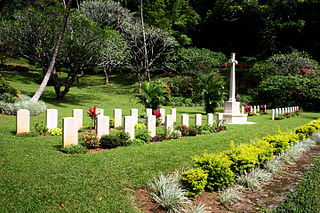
{"left": 136, "top": 129, "right": 152, "bottom": 143}
{"left": 188, "top": 127, "right": 199, "bottom": 136}
{"left": 49, "top": 128, "right": 62, "bottom": 136}
{"left": 193, "top": 153, "right": 235, "bottom": 191}
{"left": 0, "top": 94, "right": 46, "bottom": 115}
{"left": 181, "top": 202, "right": 211, "bottom": 213}
{"left": 263, "top": 132, "right": 299, "bottom": 154}
{"left": 34, "top": 123, "right": 49, "bottom": 135}
{"left": 252, "top": 140, "right": 275, "bottom": 164}
{"left": 177, "top": 124, "right": 190, "bottom": 136}
{"left": 149, "top": 172, "right": 191, "bottom": 213}
{"left": 219, "top": 184, "right": 244, "bottom": 204}
{"left": 169, "top": 130, "right": 182, "bottom": 139}
{"left": 295, "top": 125, "right": 317, "bottom": 140}
{"left": 80, "top": 132, "right": 100, "bottom": 149}
{"left": 130, "top": 139, "right": 145, "bottom": 146}
{"left": 116, "top": 131, "right": 130, "bottom": 145}
{"left": 264, "top": 158, "right": 282, "bottom": 174}
{"left": 223, "top": 141, "right": 260, "bottom": 175}
{"left": 181, "top": 168, "right": 208, "bottom": 197}
{"left": 60, "top": 144, "right": 88, "bottom": 154}
{"left": 99, "top": 135, "right": 122, "bottom": 149}
{"left": 109, "top": 118, "right": 115, "bottom": 128}
{"left": 135, "top": 123, "right": 146, "bottom": 129}
{"left": 237, "top": 167, "right": 272, "bottom": 191}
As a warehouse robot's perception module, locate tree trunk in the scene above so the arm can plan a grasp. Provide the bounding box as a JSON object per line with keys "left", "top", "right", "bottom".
{"left": 140, "top": 0, "right": 150, "bottom": 82}
{"left": 30, "top": 0, "right": 72, "bottom": 102}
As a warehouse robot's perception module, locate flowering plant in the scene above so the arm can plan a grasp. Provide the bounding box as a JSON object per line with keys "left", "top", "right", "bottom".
{"left": 153, "top": 109, "right": 161, "bottom": 119}
{"left": 245, "top": 105, "right": 251, "bottom": 113}
{"left": 87, "top": 105, "right": 100, "bottom": 129}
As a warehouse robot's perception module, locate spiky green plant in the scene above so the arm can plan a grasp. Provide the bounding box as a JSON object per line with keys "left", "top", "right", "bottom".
{"left": 237, "top": 168, "right": 272, "bottom": 191}
{"left": 219, "top": 184, "right": 244, "bottom": 204}
{"left": 182, "top": 202, "right": 211, "bottom": 213}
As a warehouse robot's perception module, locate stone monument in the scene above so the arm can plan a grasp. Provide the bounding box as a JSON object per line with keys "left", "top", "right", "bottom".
{"left": 217, "top": 53, "right": 252, "bottom": 124}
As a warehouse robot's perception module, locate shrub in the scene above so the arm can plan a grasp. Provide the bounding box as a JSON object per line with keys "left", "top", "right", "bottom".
{"left": 169, "top": 130, "right": 182, "bottom": 139}
{"left": 34, "top": 123, "right": 49, "bottom": 135}
{"left": 237, "top": 167, "right": 272, "bottom": 191}
{"left": 188, "top": 127, "right": 199, "bottom": 136}
{"left": 60, "top": 144, "right": 88, "bottom": 154}
{"left": 193, "top": 153, "right": 235, "bottom": 191}
{"left": 0, "top": 94, "right": 46, "bottom": 115}
{"left": 149, "top": 172, "right": 191, "bottom": 213}
{"left": 109, "top": 118, "right": 115, "bottom": 128}
{"left": 135, "top": 123, "right": 146, "bottom": 129}
{"left": 262, "top": 132, "right": 299, "bottom": 154}
{"left": 223, "top": 142, "right": 260, "bottom": 175}
{"left": 130, "top": 139, "right": 145, "bottom": 146}
{"left": 80, "top": 132, "right": 100, "bottom": 149}
{"left": 136, "top": 129, "right": 152, "bottom": 143}
{"left": 295, "top": 125, "right": 317, "bottom": 140}
{"left": 181, "top": 168, "right": 208, "bottom": 197}
{"left": 151, "top": 136, "right": 166, "bottom": 142}
{"left": 49, "top": 128, "right": 62, "bottom": 136}
{"left": 219, "top": 184, "right": 244, "bottom": 204}
{"left": 252, "top": 140, "right": 275, "bottom": 164}
{"left": 176, "top": 124, "right": 190, "bottom": 136}
{"left": 99, "top": 135, "right": 122, "bottom": 149}
{"left": 264, "top": 158, "right": 282, "bottom": 174}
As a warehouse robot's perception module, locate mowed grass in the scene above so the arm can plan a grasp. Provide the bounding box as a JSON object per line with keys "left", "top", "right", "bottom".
{"left": 0, "top": 71, "right": 320, "bottom": 212}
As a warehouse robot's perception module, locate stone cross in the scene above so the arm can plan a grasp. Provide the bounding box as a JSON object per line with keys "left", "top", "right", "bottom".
{"left": 228, "top": 53, "right": 238, "bottom": 102}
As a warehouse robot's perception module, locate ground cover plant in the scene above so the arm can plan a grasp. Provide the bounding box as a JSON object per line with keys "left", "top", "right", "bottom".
{"left": 0, "top": 71, "right": 320, "bottom": 212}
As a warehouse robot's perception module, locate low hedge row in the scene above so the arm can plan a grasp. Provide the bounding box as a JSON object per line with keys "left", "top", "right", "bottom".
{"left": 181, "top": 119, "right": 320, "bottom": 197}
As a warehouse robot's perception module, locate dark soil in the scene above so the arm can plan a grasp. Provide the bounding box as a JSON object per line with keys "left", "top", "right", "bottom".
{"left": 136, "top": 140, "right": 320, "bottom": 213}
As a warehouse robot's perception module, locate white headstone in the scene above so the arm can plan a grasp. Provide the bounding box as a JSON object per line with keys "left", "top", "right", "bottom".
{"left": 278, "top": 108, "right": 281, "bottom": 115}
{"left": 147, "top": 115, "right": 156, "bottom": 137}
{"left": 96, "top": 116, "right": 109, "bottom": 138}
{"left": 207, "top": 113, "right": 214, "bottom": 126}
{"left": 62, "top": 117, "right": 78, "bottom": 148}
{"left": 253, "top": 106, "right": 256, "bottom": 114}
{"left": 181, "top": 114, "right": 189, "bottom": 127}
{"left": 160, "top": 108, "right": 166, "bottom": 124}
{"left": 17, "top": 109, "right": 30, "bottom": 134}
{"left": 272, "top": 109, "right": 275, "bottom": 120}
{"left": 217, "top": 113, "right": 223, "bottom": 121}
{"left": 72, "top": 109, "right": 83, "bottom": 130}
{"left": 96, "top": 108, "right": 104, "bottom": 116}
{"left": 124, "top": 116, "right": 135, "bottom": 139}
{"left": 114, "top": 109, "right": 122, "bottom": 128}
{"left": 46, "top": 109, "right": 58, "bottom": 130}
{"left": 165, "top": 115, "right": 174, "bottom": 136}
{"left": 195, "top": 114, "right": 202, "bottom": 126}
{"left": 275, "top": 108, "right": 278, "bottom": 117}
{"left": 131, "top": 108, "right": 138, "bottom": 125}
{"left": 171, "top": 108, "right": 176, "bottom": 123}
{"left": 241, "top": 106, "right": 245, "bottom": 114}
{"left": 282, "top": 108, "right": 285, "bottom": 114}
{"left": 257, "top": 106, "right": 260, "bottom": 112}
{"left": 146, "top": 108, "right": 153, "bottom": 117}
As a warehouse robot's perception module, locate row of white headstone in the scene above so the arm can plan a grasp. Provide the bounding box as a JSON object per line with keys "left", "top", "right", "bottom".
{"left": 240, "top": 105, "right": 267, "bottom": 114}
{"left": 16, "top": 108, "right": 216, "bottom": 148}
{"left": 271, "top": 106, "right": 300, "bottom": 120}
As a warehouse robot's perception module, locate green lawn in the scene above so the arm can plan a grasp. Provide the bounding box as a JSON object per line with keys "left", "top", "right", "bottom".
{"left": 0, "top": 71, "right": 319, "bottom": 212}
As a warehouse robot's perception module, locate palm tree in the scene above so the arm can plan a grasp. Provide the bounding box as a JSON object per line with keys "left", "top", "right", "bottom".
{"left": 31, "top": 0, "right": 72, "bottom": 102}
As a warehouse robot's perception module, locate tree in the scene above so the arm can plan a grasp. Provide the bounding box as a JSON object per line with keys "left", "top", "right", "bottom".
{"left": 1, "top": 5, "right": 121, "bottom": 99}
{"left": 198, "top": 73, "right": 225, "bottom": 113}
{"left": 31, "top": 0, "right": 72, "bottom": 102}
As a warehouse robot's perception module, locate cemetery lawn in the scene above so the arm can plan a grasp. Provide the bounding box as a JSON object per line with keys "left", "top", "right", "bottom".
{"left": 1, "top": 71, "right": 320, "bottom": 212}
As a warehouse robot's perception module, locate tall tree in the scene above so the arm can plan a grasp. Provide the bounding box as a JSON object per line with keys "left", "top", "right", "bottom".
{"left": 30, "top": 0, "right": 72, "bottom": 102}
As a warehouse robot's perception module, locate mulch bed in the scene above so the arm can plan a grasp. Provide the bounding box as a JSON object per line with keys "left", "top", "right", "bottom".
{"left": 136, "top": 140, "right": 320, "bottom": 213}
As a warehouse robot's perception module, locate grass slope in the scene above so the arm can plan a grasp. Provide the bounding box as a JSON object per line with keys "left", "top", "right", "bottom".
{"left": 0, "top": 71, "right": 319, "bottom": 212}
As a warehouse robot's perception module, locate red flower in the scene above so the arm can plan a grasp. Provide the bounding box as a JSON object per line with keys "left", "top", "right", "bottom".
{"left": 87, "top": 105, "right": 100, "bottom": 119}
{"left": 245, "top": 105, "right": 251, "bottom": 112}
{"left": 153, "top": 109, "right": 161, "bottom": 119}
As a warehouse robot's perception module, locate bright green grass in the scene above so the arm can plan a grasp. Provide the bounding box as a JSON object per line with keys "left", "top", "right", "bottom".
{"left": 0, "top": 71, "right": 319, "bottom": 212}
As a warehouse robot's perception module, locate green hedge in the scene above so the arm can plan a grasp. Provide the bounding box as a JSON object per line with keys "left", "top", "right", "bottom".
{"left": 181, "top": 119, "right": 320, "bottom": 197}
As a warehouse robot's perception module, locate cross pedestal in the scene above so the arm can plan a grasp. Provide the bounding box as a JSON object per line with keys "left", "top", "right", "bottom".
{"left": 218, "top": 53, "right": 253, "bottom": 124}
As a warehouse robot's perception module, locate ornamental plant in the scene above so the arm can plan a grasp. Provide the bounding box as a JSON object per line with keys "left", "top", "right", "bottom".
{"left": 87, "top": 105, "right": 100, "bottom": 129}
{"left": 153, "top": 108, "right": 162, "bottom": 126}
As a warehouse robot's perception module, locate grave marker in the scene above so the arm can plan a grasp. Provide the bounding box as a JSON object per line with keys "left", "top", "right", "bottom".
{"left": 114, "top": 109, "right": 122, "bottom": 128}
{"left": 181, "top": 114, "right": 189, "bottom": 127}
{"left": 147, "top": 115, "right": 156, "bottom": 137}
{"left": 131, "top": 108, "right": 138, "bottom": 125}
{"left": 16, "top": 109, "right": 30, "bottom": 134}
{"left": 96, "top": 116, "right": 109, "bottom": 138}
{"left": 207, "top": 113, "right": 214, "bottom": 126}
{"left": 62, "top": 117, "right": 78, "bottom": 148}
{"left": 165, "top": 115, "right": 174, "bottom": 136}
{"left": 72, "top": 109, "right": 83, "bottom": 130}
{"left": 46, "top": 109, "right": 58, "bottom": 130}
{"left": 124, "top": 116, "right": 135, "bottom": 139}
{"left": 171, "top": 108, "right": 176, "bottom": 123}
{"left": 195, "top": 114, "right": 202, "bottom": 126}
